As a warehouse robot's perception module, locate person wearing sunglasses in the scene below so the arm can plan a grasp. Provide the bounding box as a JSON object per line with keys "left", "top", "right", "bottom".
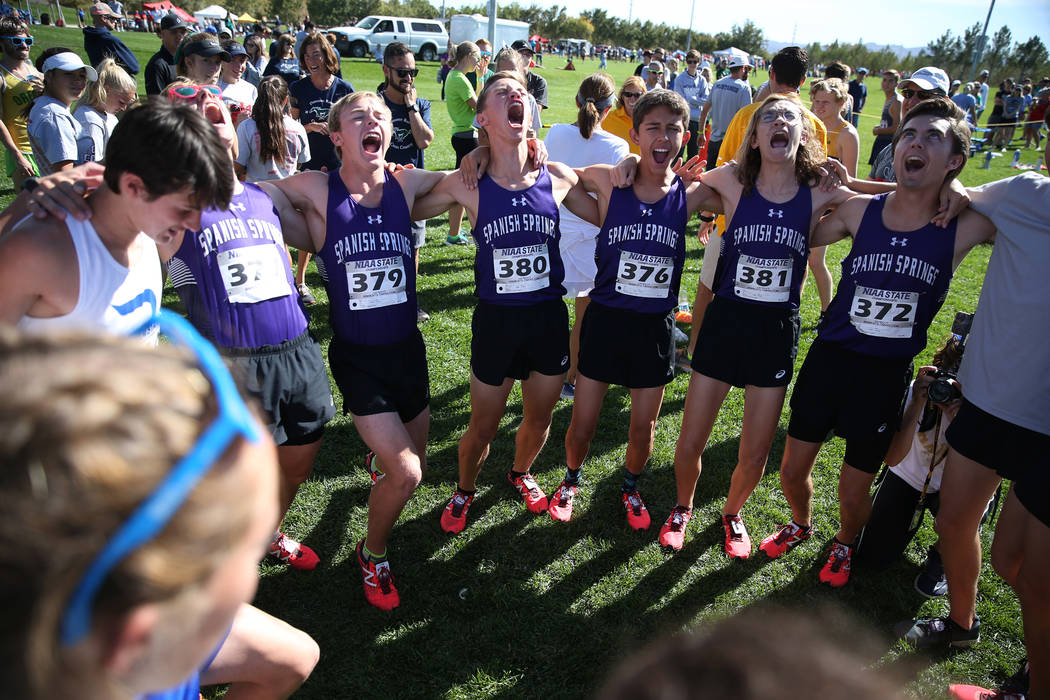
{"left": 288, "top": 31, "right": 353, "bottom": 305}
{"left": 644, "top": 60, "right": 665, "bottom": 91}
{"left": 0, "top": 16, "right": 42, "bottom": 188}
{"left": 672, "top": 49, "right": 710, "bottom": 162}
{"left": 870, "top": 66, "right": 949, "bottom": 182}
{"left": 0, "top": 318, "right": 318, "bottom": 699}
{"left": 474, "top": 38, "right": 494, "bottom": 87}
{"left": 82, "top": 1, "right": 138, "bottom": 76}
{"left": 380, "top": 42, "right": 434, "bottom": 322}
{"left": 604, "top": 75, "right": 646, "bottom": 155}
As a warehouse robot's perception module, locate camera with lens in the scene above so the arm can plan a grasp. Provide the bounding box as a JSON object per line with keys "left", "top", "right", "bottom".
{"left": 926, "top": 311, "right": 973, "bottom": 404}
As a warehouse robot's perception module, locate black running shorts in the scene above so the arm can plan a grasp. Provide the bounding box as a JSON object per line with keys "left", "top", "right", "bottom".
{"left": 329, "top": 328, "right": 430, "bottom": 422}
{"left": 577, "top": 301, "right": 675, "bottom": 389}
{"left": 691, "top": 295, "right": 800, "bottom": 388}
{"left": 471, "top": 299, "right": 569, "bottom": 386}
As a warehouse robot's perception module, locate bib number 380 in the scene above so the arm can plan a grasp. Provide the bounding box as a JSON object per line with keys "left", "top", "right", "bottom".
{"left": 493, "top": 243, "right": 549, "bottom": 294}
{"left": 345, "top": 256, "right": 407, "bottom": 310}
{"left": 849, "top": 286, "right": 918, "bottom": 338}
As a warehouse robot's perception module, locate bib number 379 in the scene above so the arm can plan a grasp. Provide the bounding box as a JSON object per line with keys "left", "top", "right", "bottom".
{"left": 849, "top": 286, "right": 918, "bottom": 338}
{"left": 346, "top": 256, "right": 407, "bottom": 310}
{"left": 493, "top": 243, "right": 549, "bottom": 294}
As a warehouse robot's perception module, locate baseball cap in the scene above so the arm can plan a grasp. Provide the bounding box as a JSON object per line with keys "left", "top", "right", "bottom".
{"left": 951, "top": 79, "right": 961, "bottom": 86}
{"left": 159, "top": 13, "right": 189, "bottom": 31}
{"left": 181, "top": 38, "right": 230, "bottom": 61}
{"left": 90, "top": 1, "right": 118, "bottom": 17}
{"left": 41, "top": 52, "right": 99, "bottom": 81}
{"left": 511, "top": 39, "right": 533, "bottom": 54}
{"left": 901, "top": 66, "right": 949, "bottom": 95}
{"left": 980, "top": 69, "right": 989, "bottom": 76}
{"left": 222, "top": 41, "right": 247, "bottom": 58}
{"left": 857, "top": 67, "right": 868, "bottom": 74}
{"left": 727, "top": 56, "right": 752, "bottom": 69}
{"left": 204, "top": 25, "right": 218, "bottom": 34}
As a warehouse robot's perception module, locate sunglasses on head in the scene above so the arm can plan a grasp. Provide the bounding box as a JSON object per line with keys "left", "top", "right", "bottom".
{"left": 385, "top": 65, "right": 419, "bottom": 78}
{"left": 622, "top": 90, "right": 643, "bottom": 99}
{"left": 166, "top": 84, "right": 222, "bottom": 101}
{"left": 900, "top": 87, "right": 942, "bottom": 100}
{"left": 60, "top": 310, "right": 263, "bottom": 647}
{"left": 3, "top": 35, "right": 33, "bottom": 48}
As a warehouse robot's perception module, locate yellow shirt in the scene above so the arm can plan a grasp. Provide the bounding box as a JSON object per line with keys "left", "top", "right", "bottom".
{"left": 826, "top": 121, "right": 846, "bottom": 159}
{"left": 604, "top": 106, "right": 639, "bottom": 155}
{"left": 0, "top": 64, "right": 40, "bottom": 153}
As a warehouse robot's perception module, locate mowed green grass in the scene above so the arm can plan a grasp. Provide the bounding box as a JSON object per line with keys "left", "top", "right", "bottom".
{"left": 18, "top": 28, "right": 1044, "bottom": 699}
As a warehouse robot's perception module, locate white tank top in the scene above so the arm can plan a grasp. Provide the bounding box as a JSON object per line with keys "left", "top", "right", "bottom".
{"left": 17, "top": 216, "right": 161, "bottom": 344}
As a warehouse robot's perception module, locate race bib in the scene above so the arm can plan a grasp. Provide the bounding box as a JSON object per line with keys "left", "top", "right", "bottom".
{"left": 217, "top": 245, "right": 293, "bottom": 304}
{"left": 493, "top": 243, "right": 549, "bottom": 294}
{"left": 849, "top": 286, "right": 918, "bottom": 338}
{"left": 616, "top": 251, "right": 673, "bottom": 298}
{"left": 345, "top": 256, "right": 407, "bottom": 310}
{"left": 734, "top": 255, "right": 792, "bottom": 302}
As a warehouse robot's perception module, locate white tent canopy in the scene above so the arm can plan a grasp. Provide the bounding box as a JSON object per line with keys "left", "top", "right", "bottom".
{"left": 712, "top": 46, "right": 750, "bottom": 61}
{"left": 193, "top": 4, "right": 229, "bottom": 20}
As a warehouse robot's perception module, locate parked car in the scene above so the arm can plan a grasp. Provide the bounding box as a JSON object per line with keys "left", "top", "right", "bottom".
{"left": 327, "top": 15, "right": 447, "bottom": 61}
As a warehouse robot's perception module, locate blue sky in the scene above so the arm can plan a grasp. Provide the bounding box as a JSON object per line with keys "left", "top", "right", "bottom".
{"left": 553, "top": 0, "right": 1050, "bottom": 50}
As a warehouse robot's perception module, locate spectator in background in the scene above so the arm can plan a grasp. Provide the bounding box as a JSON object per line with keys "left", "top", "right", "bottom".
{"left": 1003, "top": 85, "right": 1024, "bottom": 145}
{"left": 82, "top": 2, "right": 138, "bottom": 75}
{"left": 474, "top": 38, "right": 494, "bottom": 88}
{"left": 144, "top": 13, "right": 188, "bottom": 95}
{"left": 868, "top": 69, "right": 903, "bottom": 172}
{"left": 869, "top": 66, "right": 949, "bottom": 181}
{"left": 27, "top": 50, "right": 95, "bottom": 175}
{"left": 698, "top": 54, "right": 752, "bottom": 169}
{"left": 673, "top": 49, "right": 709, "bottom": 161}
{"left": 603, "top": 75, "right": 645, "bottom": 156}
{"left": 511, "top": 38, "right": 548, "bottom": 112}
{"left": 644, "top": 60, "right": 664, "bottom": 91}
{"left": 218, "top": 40, "right": 257, "bottom": 125}
{"left": 666, "top": 56, "right": 679, "bottom": 87}
{"left": 235, "top": 75, "right": 310, "bottom": 182}
{"left": 263, "top": 34, "right": 301, "bottom": 86}
{"left": 73, "top": 57, "right": 135, "bottom": 163}
{"left": 847, "top": 67, "right": 868, "bottom": 128}
{"left": 176, "top": 33, "right": 228, "bottom": 86}
{"left": 975, "top": 69, "right": 990, "bottom": 120}
{"left": 245, "top": 34, "right": 268, "bottom": 75}
{"left": 294, "top": 19, "right": 314, "bottom": 57}
{"left": 633, "top": 49, "right": 652, "bottom": 76}
{"left": 950, "top": 81, "right": 977, "bottom": 123}
{"left": 1023, "top": 87, "right": 1048, "bottom": 149}
{"left": 444, "top": 41, "right": 479, "bottom": 246}
{"left": 811, "top": 78, "right": 858, "bottom": 176}
{"left": 823, "top": 60, "right": 852, "bottom": 123}
{"left": 380, "top": 41, "right": 434, "bottom": 322}
{"left": 0, "top": 16, "right": 42, "bottom": 188}
{"left": 289, "top": 31, "right": 353, "bottom": 304}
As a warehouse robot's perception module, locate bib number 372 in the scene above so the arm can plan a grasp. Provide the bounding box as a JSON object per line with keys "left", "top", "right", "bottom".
{"left": 493, "top": 243, "right": 549, "bottom": 294}
{"left": 849, "top": 286, "right": 918, "bottom": 338}
{"left": 218, "top": 245, "right": 293, "bottom": 304}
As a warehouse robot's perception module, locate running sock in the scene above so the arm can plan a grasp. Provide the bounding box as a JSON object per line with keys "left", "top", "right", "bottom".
{"left": 621, "top": 467, "right": 642, "bottom": 493}
{"left": 363, "top": 544, "right": 387, "bottom": 562}
{"left": 564, "top": 467, "right": 581, "bottom": 486}
{"left": 456, "top": 486, "right": 476, "bottom": 497}
{"left": 508, "top": 468, "right": 528, "bottom": 481}
{"left": 676, "top": 505, "right": 693, "bottom": 513}
{"left": 792, "top": 520, "right": 811, "bottom": 533}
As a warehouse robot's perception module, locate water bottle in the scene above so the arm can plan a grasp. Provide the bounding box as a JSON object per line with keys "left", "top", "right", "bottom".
{"left": 1011, "top": 150, "right": 1022, "bottom": 167}
{"left": 982, "top": 150, "right": 993, "bottom": 169}
{"left": 675, "top": 294, "right": 693, "bottom": 324}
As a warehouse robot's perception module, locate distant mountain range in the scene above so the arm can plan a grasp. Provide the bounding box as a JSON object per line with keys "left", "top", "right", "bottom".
{"left": 764, "top": 39, "right": 925, "bottom": 59}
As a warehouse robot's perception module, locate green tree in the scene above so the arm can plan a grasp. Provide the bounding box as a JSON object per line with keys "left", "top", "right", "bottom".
{"left": 726, "top": 19, "right": 763, "bottom": 56}
{"left": 559, "top": 16, "right": 592, "bottom": 41}
{"left": 1012, "top": 35, "right": 1048, "bottom": 77}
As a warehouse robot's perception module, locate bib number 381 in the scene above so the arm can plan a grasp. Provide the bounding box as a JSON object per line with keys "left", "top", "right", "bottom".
{"left": 218, "top": 245, "right": 293, "bottom": 304}
{"left": 734, "top": 255, "right": 792, "bottom": 302}
{"left": 616, "top": 251, "right": 673, "bottom": 298}
{"left": 849, "top": 286, "right": 918, "bottom": 338}
{"left": 345, "top": 256, "right": 407, "bottom": 310}
{"left": 493, "top": 243, "right": 549, "bottom": 294}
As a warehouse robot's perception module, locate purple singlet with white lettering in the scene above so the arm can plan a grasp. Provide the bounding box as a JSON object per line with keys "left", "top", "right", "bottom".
{"left": 318, "top": 169, "right": 416, "bottom": 346}
{"left": 170, "top": 183, "right": 307, "bottom": 348}
{"left": 713, "top": 185, "right": 813, "bottom": 311}
{"left": 473, "top": 166, "right": 566, "bottom": 305}
{"left": 818, "top": 194, "right": 956, "bottom": 359}
{"left": 589, "top": 177, "right": 688, "bottom": 313}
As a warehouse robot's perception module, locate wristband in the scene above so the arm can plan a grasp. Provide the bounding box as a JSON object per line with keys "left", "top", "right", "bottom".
{"left": 407, "top": 101, "right": 419, "bottom": 112}
{"left": 699, "top": 213, "right": 714, "bottom": 222}
{"left": 21, "top": 176, "right": 38, "bottom": 193}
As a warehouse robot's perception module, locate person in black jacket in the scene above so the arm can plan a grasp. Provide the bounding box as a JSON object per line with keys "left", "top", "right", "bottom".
{"left": 143, "top": 13, "right": 189, "bottom": 95}
{"left": 82, "top": 2, "right": 138, "bottom": 75}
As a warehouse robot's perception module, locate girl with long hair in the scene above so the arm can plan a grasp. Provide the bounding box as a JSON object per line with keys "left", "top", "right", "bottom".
{"left": 235, "top": 74, "right": 310, "bottom": 182}
{"left": 72, "top": 57, "right": 135, "bottom": 163}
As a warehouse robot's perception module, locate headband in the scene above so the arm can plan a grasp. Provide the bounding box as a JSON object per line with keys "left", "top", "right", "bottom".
{"left": 578, "top": 91, "right": 615, "bottom": 111}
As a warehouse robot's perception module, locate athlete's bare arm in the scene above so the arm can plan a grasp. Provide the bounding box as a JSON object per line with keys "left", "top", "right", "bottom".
{"left": 951, "top": 207, "right": 997, "bottom": 269}
{"left": 412, "top": 170, "right": 478, "bottom": 223}
{"left": 810, "top": 194, "right": 870, "bottom": 248}
{"left": 692, "top": 163, "right": 740, "bottom": 220}
{"left": 571, "top": 163, "right": 616, "bottom": 222}
{"left": 394, "top": 167, "right": 448, "bottom": 213}
{"left": 258, "top": 181, "right": 322, "bottom": 253}
{"left": 0, "top": 220, "right": 77, "bottom": 324}
{"left": 264, "top": 171, "right": 330, "bottom": 251}
{"left": 547, "top": 161, "right": 599, "bottom": 226}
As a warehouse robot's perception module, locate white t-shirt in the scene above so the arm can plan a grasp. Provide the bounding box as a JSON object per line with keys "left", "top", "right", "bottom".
{"left": 218, "top": 78, "right": 258, "bottom": 116}
{"left": 543, "top": 123, "right": 629, "bottom": 239}
{"left": 235, "top": 114, "right": 310, "bottom": 181}
{"left": 960, "top": 172, "right": 1050, "bottom": 435}
{"left": 73, "top": 105, "right": 117, "bottom": 163}
{"left": 27, "top": 96, "right": 81, "bottom": 174}
{"left": 888, "top": 383, "right": 951, "bottom": 493}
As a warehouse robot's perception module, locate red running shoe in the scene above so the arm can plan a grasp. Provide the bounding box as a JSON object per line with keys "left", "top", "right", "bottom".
{"left": 268, "top": 532, "right": 320, "bottom": 571}
{"left": 658, "top": 505, "right": 691, "bottom": 551}
{"left": 621, "top": 490, "right": 651, "bottom": 530}
{"left": 356, "top": 540, "right": 400, "bottom": 610}
{"left": 509, "top": 471, "right": 548, "bottom": 514}
{"left": 759, "top": 521, "right": 812, "bottom": 559}
{"left": 949, "top": 685, "right": 1025, "bottom": 700}
{"left": 548, "top": 481, "right": 577, "bottom": 522}
{"left": 722, "top": 514, "right": 751, "bottom": 559}
{"left": 818, "top": 541, "right": 853, "bottom": 587}
{"left": 440, "top": 490, "right": 474, "bottom": 534}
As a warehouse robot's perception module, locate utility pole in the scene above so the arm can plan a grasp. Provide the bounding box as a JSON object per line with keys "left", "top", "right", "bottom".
{"left": 969, "top": 0, "right": 996, "bottom": 81}
{"left": 487, "top": 0, "right": 496, "bottom": 50}
{"left": 685, "top": 0, "right": 695, "bottom": 52}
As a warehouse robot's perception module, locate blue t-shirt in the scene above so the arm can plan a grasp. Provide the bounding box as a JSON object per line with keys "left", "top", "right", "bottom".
{"left": 289, "top": 76, "right": 354, "bottom": 172}
{"left": 262, "top": 56, "right": 301, "bottom": 86}
{"left": 381, "top": 91, "right": 431, "bottom": 169}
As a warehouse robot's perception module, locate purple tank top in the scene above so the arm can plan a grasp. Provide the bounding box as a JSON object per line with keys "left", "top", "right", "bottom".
{"left": 589, "top": 178, "right": 688, "bottom": 313}
{"left": 819, "top": 194, "right": 957, "bottom": 359}
{"left": 171, "top": 183, "right": 307, "bottom": 348}
{"left": 713, "top": 185, "right": 812, "bottom": 311}
{"left": 473, "top": 166, "right": 566, "bottom": 305}
{"left": 318, "top": 169, "right": 416, "bottom": 345}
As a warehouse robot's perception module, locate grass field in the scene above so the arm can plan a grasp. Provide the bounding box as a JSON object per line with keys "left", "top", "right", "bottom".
{"left": 16, "top": 26, "right": 1047, "bottom": 699}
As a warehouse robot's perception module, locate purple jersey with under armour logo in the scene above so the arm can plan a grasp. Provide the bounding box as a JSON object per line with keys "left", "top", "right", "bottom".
{"left": 818, "top": 194, "right": 957, "bottom": 359}
{"left": 318, "top": 169, "right": 416, "bottom": 346}
{"left": 713, "top": 185, "right": 813, "bottom": 311}
{"left": 473, "top": 166, "right": 566, "bottom": 305}
{"left": 590, "top": 177, "right": 688, "bottom": 313}
{"left": 170, "top": 183, "right": 307, "bottom": 348}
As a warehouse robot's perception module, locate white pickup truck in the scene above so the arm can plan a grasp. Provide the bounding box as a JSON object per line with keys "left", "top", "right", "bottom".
{"left": 327, "top": 15, "right": 448, "bottom": 61}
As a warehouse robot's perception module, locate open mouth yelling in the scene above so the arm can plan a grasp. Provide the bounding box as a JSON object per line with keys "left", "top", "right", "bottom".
{"left": 770, "top": 131, "right": 790, "bottom": 149}
{"left": 507, "top": 100, "right": 524, "bottom": 129}
{"left": 652, "top": 147, "right": 670, "bottom": 165}
{"left": 362, "top": 132, "right": 383, "bottom": 154}
{"left": 903, "top": 154, "right": 926, "bottom": 173}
